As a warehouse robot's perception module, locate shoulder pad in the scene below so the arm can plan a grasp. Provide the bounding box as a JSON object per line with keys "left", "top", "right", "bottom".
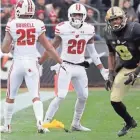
{"left": 5, "top": 20, "right": 14, "bottom": 32}
{"left": 55, "top": 22, "right": 66, "bottom": 35}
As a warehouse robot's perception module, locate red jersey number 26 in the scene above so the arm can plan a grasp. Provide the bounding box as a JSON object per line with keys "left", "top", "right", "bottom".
{"left": 68, "top": 39, "right": 86, "bottom": 54}
{"left": 16, "top": 28, "right": 35, "bottom": 46}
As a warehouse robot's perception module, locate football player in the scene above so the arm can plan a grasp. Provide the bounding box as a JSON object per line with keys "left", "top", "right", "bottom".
{"left": 39, "top": 3, "right": 108, "bottom": 132}
{"left": 0, "top": 0, "right": 62, "bottom": 133}
{"left": 104, "top": 6, "right": 140, "bottom": 137}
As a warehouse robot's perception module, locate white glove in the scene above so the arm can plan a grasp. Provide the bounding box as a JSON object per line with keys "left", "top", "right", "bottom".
{"left": 50, "top": 63, "right": 60, "bottom": 74}
{"left": 50, "top": 63, "right": 67, "bottom": 74}
{"left": 100, "top": 68, "right": 109, "bottom": 81}
{"left": 60, "top": 63, "right": 67, "bottom": 73}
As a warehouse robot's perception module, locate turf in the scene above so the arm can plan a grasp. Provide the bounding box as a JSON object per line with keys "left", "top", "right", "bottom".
{"left": 1, "top": 89, "right": 140, "bottom": 140}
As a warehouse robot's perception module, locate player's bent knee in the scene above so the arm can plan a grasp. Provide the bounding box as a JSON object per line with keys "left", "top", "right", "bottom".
{"left": 78, "top": 96, "right": 87, "bottom": 102}
{"left": 32, "top": 97, "right": 40, "bottom": 102}
{"left": 57, "top": 91, "right": 68, "bottom": 99}
{"left": 78, "top": 94, "right": 88, "bottom": 100}
{"left": 110, "top": 94, "right": 122, "bottom": 102}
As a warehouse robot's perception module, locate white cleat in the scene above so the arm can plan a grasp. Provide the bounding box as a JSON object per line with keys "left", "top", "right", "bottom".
{"left": 0, "top": 125, "right": 11, "bottom": 133}
{"left": 37, "top": 121, "right": 50, "bottom": 133}
{"left": 71, "top": 124, "right": 91, "bottom": 132}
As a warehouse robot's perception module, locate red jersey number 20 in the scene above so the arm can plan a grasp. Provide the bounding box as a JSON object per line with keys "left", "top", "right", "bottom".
{"left": 16, "top": 28, "right": 35, "bottom": 46}
{"left": 68, "top": 39, "right": 86, "bottom": 54}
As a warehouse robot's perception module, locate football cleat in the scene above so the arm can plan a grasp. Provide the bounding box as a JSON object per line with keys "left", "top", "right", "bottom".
{"left": 71, "top": 124, "right": 91, "bottom": 132}
{"left": 0, "top": 125, "right": 11, "bottom": 133}
{"left": 118, "top": 119, "right": 137, "bottom": 137}
{"left": 37, "top": 121, "right": 50, "bottom": 133}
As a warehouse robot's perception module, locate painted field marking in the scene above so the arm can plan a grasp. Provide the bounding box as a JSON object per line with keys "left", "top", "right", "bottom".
{"left": 0, "top": 91, "right": 54, "bottom": 119}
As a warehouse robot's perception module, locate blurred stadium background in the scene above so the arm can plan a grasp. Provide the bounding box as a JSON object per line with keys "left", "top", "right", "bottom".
{"left": 1, "top": 0, "right": 140, "bottom": 88}
{"left": 1, "top": 1, "right": 140, "bottom": 140}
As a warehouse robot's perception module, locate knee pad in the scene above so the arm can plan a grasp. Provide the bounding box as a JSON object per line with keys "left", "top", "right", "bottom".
{"left": 57, "top": 90, "right": 68, "bottom": 99}
{"left": 110, "top": 91, "right": 122, "bottom": 102}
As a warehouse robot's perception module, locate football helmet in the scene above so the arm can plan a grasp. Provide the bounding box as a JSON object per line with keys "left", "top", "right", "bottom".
{"left": 105, "top": 6, "right": 127, "bottom": 31}
{"left": 68, "top": 3, "right": 87, "bottom": 28}
{"left": 15, "top": 0, "right": 35, "bottom": 18}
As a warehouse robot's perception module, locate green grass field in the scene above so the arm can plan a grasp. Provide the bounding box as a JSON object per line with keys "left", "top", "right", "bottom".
{"left": 1, "top": 89, "right": 140, "bottom": 140}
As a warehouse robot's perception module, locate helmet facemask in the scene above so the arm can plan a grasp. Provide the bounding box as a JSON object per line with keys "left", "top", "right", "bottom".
{"left": 70, "top": 13, "right": 84, "bottom": 29}
{"left": 105, "top": 7, "right": 127, "bottom": 32}
{"left": 108, "top": 16, "right": 127, "bottom": 31}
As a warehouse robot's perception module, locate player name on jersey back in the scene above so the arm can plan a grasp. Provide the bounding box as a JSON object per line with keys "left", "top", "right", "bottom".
{"left": 16, "top": 23, "right": 34, "bottom": 28}
{"left": 5, "top": 19, "right": 46, "bottom": 60}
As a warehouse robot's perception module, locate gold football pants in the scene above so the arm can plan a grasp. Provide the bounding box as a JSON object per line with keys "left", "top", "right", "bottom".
{"left": 110, "top": 68, "right": 140, "bottom": 102}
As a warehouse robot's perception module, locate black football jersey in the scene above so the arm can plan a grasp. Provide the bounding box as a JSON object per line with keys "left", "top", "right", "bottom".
{"left": 104, "top": 22, "right": 140, "bottom": 69}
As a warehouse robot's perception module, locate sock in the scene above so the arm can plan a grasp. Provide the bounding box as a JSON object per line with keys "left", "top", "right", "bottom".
{"left": 44, "top": 97, "right": 63, "bottom": 122}
{"left": 72, "top": 98, "right": 86, "bottom": 126}
{"left": 111, "top": 101, "right": 132, "bottom": 124}
{"left": 4, "top": 102, "right": 15, "bottom": 127}
{"left": 33, "top": 100, "right": 43, "bottom": 122}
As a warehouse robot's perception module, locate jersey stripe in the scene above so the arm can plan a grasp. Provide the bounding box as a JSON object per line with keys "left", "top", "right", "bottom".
{"left": 6, "top": 62, "right": 14, "bottom": 98}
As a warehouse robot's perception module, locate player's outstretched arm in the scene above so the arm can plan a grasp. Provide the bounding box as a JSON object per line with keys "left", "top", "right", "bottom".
{"left": 87, "top": 38, "right": 109, "bottom": 81}
{"left": 38, "top": 33, "right": 62, "bottom": 64}
{"left": 38, "top": 35, "right": 62, "bottom": 65}
{"left": 1, "top": 32, "right": 13, "bottom": 53}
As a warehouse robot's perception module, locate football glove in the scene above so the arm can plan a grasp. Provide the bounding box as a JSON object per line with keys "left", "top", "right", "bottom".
{"left": 38, "top": 64, "right": 43, "bottom": 77}
{"left": 60, "top": 63, "right": 67, "bottom": 73}
{"left": 50, "top": 63, "right": 60, "bottom": 74}
{"left": 124, "top": 66, "right": 140, "bottom": 85}
{"left": 100, "top": 68, "right": 109, "bottom": 81}
{"left": 105, "top": 70, "right": 115, "bottom": 91}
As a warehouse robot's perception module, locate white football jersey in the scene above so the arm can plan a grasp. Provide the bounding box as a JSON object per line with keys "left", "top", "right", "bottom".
{"left": 55, "top": 21, "right": 95, "bottom": 63}
{"left": 5, "top": 18, "right": 46, "bottom": 60}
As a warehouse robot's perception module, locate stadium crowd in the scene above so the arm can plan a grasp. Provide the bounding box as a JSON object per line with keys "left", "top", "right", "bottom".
{"left": 1, "top": 0, "right": 140, "bottom": 41}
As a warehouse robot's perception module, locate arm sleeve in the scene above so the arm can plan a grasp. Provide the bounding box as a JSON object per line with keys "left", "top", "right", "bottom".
{"left": 86, "top": 44, "right": 102, "bottom": 66}
{"left": 88, "top": 24, "right": 95, "bottom": 40}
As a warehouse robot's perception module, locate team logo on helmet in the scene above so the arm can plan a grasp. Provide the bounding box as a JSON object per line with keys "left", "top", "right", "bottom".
{"left": 16, "top": 0, "right": 24, "bottom": 9}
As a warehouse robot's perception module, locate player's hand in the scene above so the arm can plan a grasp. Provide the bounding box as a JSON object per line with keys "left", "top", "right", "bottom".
{"left": 60, "top": 63, "right": 67, "bottom": 73}
{"left": 124, "top": 72, "right": 137, "bottom": 85}
{"left": 124, "top": 66, "right": 140, "bottom": 85}
{"left": 100, "top": 68, "right": 109, "bottom": 80}
{"left": 50, "top": 63, "right": 60, "bottom": 74}
{"left": 104, "top": 70, "right": 115, "bottom": 91}
{"left": 84, "top": 58, "right": 92, "bottom": 69}
{"left": 38, "top": 63, "right": 43, "bottom": 76}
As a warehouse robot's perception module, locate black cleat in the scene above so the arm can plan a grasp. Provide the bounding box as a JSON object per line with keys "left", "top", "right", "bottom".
{"left": 118, "top": 119, "right": 137, "bottom": 137}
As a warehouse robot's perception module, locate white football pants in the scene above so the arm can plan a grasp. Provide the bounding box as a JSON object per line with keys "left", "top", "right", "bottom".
{"left": 6, "top": 59, "right": 40, "bottom": 99}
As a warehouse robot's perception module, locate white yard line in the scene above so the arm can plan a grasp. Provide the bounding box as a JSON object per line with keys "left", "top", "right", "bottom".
{"left": 0, "top": 91, "right": 55, "bottom": 119}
